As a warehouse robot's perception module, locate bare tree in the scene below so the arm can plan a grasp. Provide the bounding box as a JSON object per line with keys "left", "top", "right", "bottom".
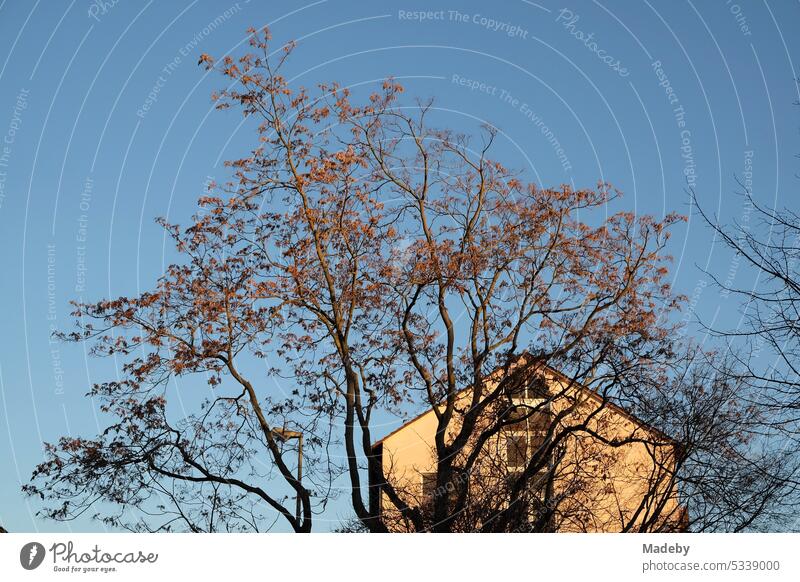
{"left": 698, "top": 191, "right": 800, "bottom": 399}
{"left": 24, "top": 204, "right": 323, "bottom": 532}
{"left": 690, "top": 183, "right": 800, "bottom": 532}
{"left": 25, "top": 28, "right": 800, "bottom": 533}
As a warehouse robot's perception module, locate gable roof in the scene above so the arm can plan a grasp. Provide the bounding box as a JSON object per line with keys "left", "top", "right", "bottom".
{"left": 372, "top": 363, "right": 674, "bottom": 449}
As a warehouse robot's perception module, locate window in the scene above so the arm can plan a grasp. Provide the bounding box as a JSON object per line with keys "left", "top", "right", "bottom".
{"left": 505, "top": 373, "right": 551, "bottom": 439}
{"left": 506, "top": 434, "right": 528, "bottom": 468}
{"left": 507, "top": 469, "right": 551, "bottom": 529}
{"left": 504, "top": 403, "right": 552, "bottom": 473}
{"left": 528, "top": 472, "right": 550, "bottom": 522}
{"left": 529, "top": 409, "right": 551, "bottom": 450}
{"left": 507, "top": 469, "right": 548, "bottom": 493}
{"left": 505, "top": 406, "right": 530, "bottom": 432}
{"left": 509, "top": 374, "right": 550, "bottom": 401}
{"left": 421, "top": 472, "right": 437, "bottom": 501}
{"left": 506, "top": 406, "right": 551, "bottom": 430}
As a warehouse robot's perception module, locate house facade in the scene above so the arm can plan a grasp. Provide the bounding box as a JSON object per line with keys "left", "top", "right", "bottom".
{"left": 373, "top": 366, "right": 685, "bottom": 532}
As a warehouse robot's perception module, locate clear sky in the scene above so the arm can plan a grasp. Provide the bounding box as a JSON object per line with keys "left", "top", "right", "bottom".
{"left": 0, "top": 0, "right": 798, "bottom": 532}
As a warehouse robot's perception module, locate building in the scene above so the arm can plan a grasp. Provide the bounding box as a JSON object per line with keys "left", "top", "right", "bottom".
{"left": 372, "top": 364, "right": 685, "bottom": 532}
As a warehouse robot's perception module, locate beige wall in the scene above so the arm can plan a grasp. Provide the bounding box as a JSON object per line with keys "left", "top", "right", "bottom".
{"left": 378, "top": 370, "right": 682, "bottom": 532}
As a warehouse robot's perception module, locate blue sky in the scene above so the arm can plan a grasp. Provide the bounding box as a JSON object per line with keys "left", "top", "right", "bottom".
{"left": 0, "top": 0, "right": 798, "bottom": 532}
